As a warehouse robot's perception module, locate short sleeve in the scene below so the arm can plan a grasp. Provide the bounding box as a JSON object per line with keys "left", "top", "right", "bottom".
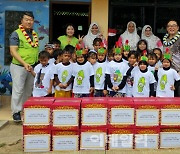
{"left": 9, "top": 31, "right": 19, "bottom": 46}
{"left": 149, "top": 72, "right": 156, "bottom": 84}
{"left": 173, "top": 70, "right": 180, "bottom": 81}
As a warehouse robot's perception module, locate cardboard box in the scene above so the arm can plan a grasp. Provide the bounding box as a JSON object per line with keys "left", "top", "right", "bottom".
{"left": 160, "top": 128, "right": 180, "bottom": 148}
{"left": 23, "top": 97, "right": 54, "bottom": 130}
{"left": 108, "top": 128, "right": 134, "bottom": 150}
{"left": 52, "top": 98, "right": 81, "bottom": 131}
{"left": 52, "top": 130, "right": 79, "bottom": 151}
{"left": 81, "top": 98, "right": 107, "bottom": 129}
{"left": 108, "top": 98, "right": 134, "bottom": 129}
{"left": 157, "top": 98, "right": 180, "bottom": 128}
{"left": 80, "top": 128, "right": 107, "bottom": 150}
{"left": 135, "top": 128, "right": 159, "bottom": 149}
{"left": 134, "top": 98, "right": 160, "bottom": 128}
{"left": 23, "top": 129, "right": 51, "bottom": 152}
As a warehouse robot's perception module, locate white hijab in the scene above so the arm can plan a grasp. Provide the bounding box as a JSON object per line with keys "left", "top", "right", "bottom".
{"left": 83, "top": 22, "right": 101, "bottom": 50}
{"left": 120, "top": 21, "right": 140, "bottom": 50}
{"left": 141, "top": 25, "right": 162, "bottom": 51}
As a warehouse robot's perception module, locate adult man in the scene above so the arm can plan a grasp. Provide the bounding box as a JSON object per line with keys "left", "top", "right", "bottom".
{"left": 163, "top": 20, "right": 180, "bottom": 96}
{"left": 9, "top": 12, "right": 39, "bottom": 121}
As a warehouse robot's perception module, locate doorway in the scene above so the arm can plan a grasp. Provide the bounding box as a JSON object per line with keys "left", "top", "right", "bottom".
{"left": 50, "top": 2, "right": 91, "bottom": 41}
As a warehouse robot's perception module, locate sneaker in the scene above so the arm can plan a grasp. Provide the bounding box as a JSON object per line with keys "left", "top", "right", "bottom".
{"left": 13, "top": 112, "right": 21, "bottom": 122}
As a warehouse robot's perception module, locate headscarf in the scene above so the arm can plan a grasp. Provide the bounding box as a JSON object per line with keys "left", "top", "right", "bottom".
{"left": 141, "top": 25, "right": 163, "bottom": 51}
{"left": 120, "top": 21, "right": 140, "bottom": 50}
{"left": 83, "top": 22, "right": 101, "bottom": 50}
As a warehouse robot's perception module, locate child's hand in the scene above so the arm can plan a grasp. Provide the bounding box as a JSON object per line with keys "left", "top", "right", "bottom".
{"left": 78, "top": 35, "right": 84, "bottom": 43}
{"left": 133, "top": 62, "right": 138, "bottom": 67}
{"left": 112, "top": 86, "right": 118, "bottom": 92}
{"left": 170, "top": 85, "right": 175, "bottom": 91}
{"left": 89, "top": 87, "right": 94, "bottom": 93}
{"left": 103, "top": 90, "right": 108, "bottom": 96}
{"left": 58, "top": 83, "right": 64, "bottom": 88}
{"left": 47, "top": 88, "right": 52, "bottom": 95}
{"left": 155, "top": 66, "right": 159, "bottom": 70}
{"left": 112, "top": 86, "right": 116, "bottom": 91}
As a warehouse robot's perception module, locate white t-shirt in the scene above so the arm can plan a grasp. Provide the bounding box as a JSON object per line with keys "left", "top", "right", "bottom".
{"left": 156, "top": 68, "right": 180, "bottom": 97}
{"left": 33, "top": 63, "right": 54, "bottom": 97}
{"left": 72, "top": 61, "right": 94, "bottom": 94}
{"left": 48, "top": 58, "right": 55, "bottom": 64}
{"left": 126, "top": 66, "right": 138, "bottom": 97}
{"left": 93, "top": 61, "right": 107, "bottom": 90}
{"left": 55, "top": 62, "right": 73, "bottom": 91}
{"left": 132, "top": 68, "right": 155, "bottom": 97}
{"left": 105, "top": 60, "right": 129, "bottom": 93}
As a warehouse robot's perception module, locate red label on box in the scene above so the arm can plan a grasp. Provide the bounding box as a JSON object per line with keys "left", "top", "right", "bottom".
{"left": 52, "top": 98, "right": 81, "bottom": 131}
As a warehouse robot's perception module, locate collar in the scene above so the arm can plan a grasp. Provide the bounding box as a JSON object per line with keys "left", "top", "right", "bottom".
{"left": 42, "top": 63, "right": 49, "bottom": 68}
{"left": 114, "top": 59, "right": 123, "bottom": 63}
{"left": 140, "top": 68, "right": 148, "bottom": 73}
{"left": 98, "top": 57, "right": 106, "bottom": 63}
{"left": 163, "top": 67, "right": 170, "bottom": 70}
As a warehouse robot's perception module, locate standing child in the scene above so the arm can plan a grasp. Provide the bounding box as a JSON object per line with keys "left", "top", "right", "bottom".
{"left": 53, "top": 49, "right": 63, "bottom": 65}
{"left": 136, "top": 39, "right": 148, "bottom": 58}
{"left": 72, "top": 45, "right": 94, "bottom": 97}
{"left": 88, "top": 50, "right": 97, "bottom": 65}
{"left": 30, "top": 51, "right": 54, "bottom": 97}
{"left": 93, "top": 47, "right": 108, "bottom": 97}
{"left": 122, "top": 40, "right": 130, "bottom": 63}
{"left": 105, "top": 43, "right": 129, "bottom": 97}
{"left": 93, "top": 38, "right": 102, "bottom": 52}
{"left": 45, "top": 42, "right": 55, "bottom": 64}
{"left": 126, "top": 51, "right": 139, "bottom": 97}
{"left": 153, "top": 48, "right": 162, "bottom": 67}
{"left": 130, "top": 55, "right": 155, "bottom": 97}
{"left": 147, "top": 52, "right": 158, "bottom": 74}
{"left": 52, "top": 39, "right": 61, "bottom": 50}
{"left": 54, "top": 49, "right": 73, "bottom": 98}
{"left": 155, "top": 48, "right": 180, "bottom": 97}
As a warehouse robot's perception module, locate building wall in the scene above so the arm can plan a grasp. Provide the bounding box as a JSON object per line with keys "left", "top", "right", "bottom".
{"left": 91, "top": 0, "right": 108, "bottom": 38}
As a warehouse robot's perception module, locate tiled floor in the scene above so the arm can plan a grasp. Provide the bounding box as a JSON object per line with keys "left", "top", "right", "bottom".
{"left": 0, "top": 95, "right": 12, "bottom": 121}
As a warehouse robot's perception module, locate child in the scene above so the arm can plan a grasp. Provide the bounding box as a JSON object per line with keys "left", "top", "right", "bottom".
{"left": 88, "top": 50, "right": 97, "bottom": 65}
{"left": 93, "top": 47, "right": 108, "bottom": 97}
{"left": 54, "top": 49, "right": 73, "bottom": 98}
{"left": 107, "top": 48, "right": 114, "bottom": 62}
{"left": 31, "top": 51, "right": 54, "bottom": 97}
{"left": 53, "top": 49, "right": 63, "bottom": 65}
{"left": 52, "top": 39, "right": 61, "bottom": 50}
{"left": 122, "top": 40, "right": 130, "bottom": 63}
{"left": 126, "top": 51, "right": 139, "bottom": 97}
{"left": 147, "top": 52, "right": 158, "bottom": 74}
{"left": 155, "top": 48, "right": 180, "bottom": 97}
{"left": 130, "top": 55, "right": 155, "bottom": 97}
{"left": 45, "top": 42, "right": 55, "bottom": 64}
{"left": 64, "top": 45, "right": 75, "bottom": 63}
{"left": 105, "top": 44, "right": 129, "bottom": 97}
{"left": 136, "top": 39, "right": 148, "bottom": 58}
{"left": 72, "top": 45, "right": 94, "bottom": 97}
{"left": 93, "top": 38, "right": 102, "bottom": 52}
{"left": 153, "top": 48, "right": 162, "bottom": 67}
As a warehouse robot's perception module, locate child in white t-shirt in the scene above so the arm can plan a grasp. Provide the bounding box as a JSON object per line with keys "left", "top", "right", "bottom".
{"left": 131, "top": 56, "right": 155, "bottom": 97}
{"left": 155, "top": 50, "right": 180, "bottom": 97}
{"left": 122, "top": 40, "right": 130, "bottom": 63}
{"left": 72, "top": 46, "right": 94, "bottom": 97}
{"left": 93, "top": 47, "right": 108, "bottom": 97}
{"left": 54, "top": 49, "right": 73, "bottom": 98}
{"left": 31, "top": 51, "right": 54, "bottom": 97}
{"left": 105, "top": 44, "right": 129, "bottom": 97}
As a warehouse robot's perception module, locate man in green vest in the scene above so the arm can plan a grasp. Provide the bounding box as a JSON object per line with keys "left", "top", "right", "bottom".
{"left": 9, "top": 12, "right": 39, "bottom": 122}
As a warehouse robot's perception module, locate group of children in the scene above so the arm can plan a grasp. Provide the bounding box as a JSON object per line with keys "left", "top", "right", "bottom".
{"left": 30, "top": 38, "right": 180, "bottom": 98}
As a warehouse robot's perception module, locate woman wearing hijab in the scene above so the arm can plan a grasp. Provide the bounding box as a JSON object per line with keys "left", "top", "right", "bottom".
{"left": 83, "top": 22, "right": 105, "bottom": 50}
{"left": 141, "top": 25, "right": 163, "bottom": 51}
{"left": 118, "top": 21, "right": 140, "bottom": 50}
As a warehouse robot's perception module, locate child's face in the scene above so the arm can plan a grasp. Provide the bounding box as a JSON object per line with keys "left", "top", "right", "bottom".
{"left": 54, "top": 43, "right": 60, "bottom": 50}
{"left": 162, "top": 59, "right": 171, "bottom": 68}
{"left": 138, "top": 42, "right": 146, "bottom": 51}
{"left": 76, "top": 55, "right": 85, "bottom": 63}
{"left": 57, "top": 55, "right": 62, "bottom": 63}
{"left": 93, "top": 41, "right": 101, "bottom": 52}
{"left": 139, "top": 63, "right": 147, "bottom": 71}
{"left": 71, "top": 52, "right": 76, "bottom": 63}
{"left": 88, "top": 57, "right": 97, "bottom": 65}
{"left": 148, "top": 57, "right": 157, "bottom": 66}
{"left": 39, "top": 57, "right": 49, "bottom": 67}
{"left": 97, "top": 53, "right": 106, "bottom": 62}
{"left": 62, "top": 53, "right": 71, "bottom": 63}
{"left": 128, "top": 54, "right": 137, "bottom": 65}
{"left": 45, "top": 48, "right": 54, "bottom": 55}
{"left": 114, "top": 53, "right": 122, "bottom": 61}
{"left": 154, "top": 49, "right": 161, "bottom": 60}
{"left": 123, "top": 51, "right": 129, "bottom": 57}
{"left": 108, "top": 54, "right": 114, "bottom": 62}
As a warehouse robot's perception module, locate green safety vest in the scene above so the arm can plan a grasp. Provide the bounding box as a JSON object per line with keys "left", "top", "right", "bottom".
{"left": 12, "top": 28, "right": 39, "bottom": 65}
